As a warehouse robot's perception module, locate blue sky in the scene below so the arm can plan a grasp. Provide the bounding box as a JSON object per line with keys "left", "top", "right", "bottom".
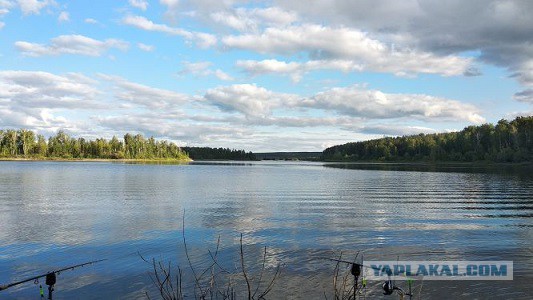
{"left": 0, "top": 0, "right": 531, "bottom": 151}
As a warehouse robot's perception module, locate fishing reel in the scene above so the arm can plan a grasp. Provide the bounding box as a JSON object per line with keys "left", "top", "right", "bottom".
{"left": 382, "top": 279, "right": 395, "bottom": 295}
{"left": 382, "top": 278, "right": 413, "bottom": 298}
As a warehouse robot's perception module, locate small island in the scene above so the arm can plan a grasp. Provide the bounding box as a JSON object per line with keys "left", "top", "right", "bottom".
{"left": 0, "top": 130, "right": 259, "bottom": 163}
{"left": 0, "top": 130, "right": 191, "bottom": 162}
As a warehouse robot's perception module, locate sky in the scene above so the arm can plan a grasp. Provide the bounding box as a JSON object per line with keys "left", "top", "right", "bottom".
{"left": 0, "top": 0, "right": 532, "bottom": 152}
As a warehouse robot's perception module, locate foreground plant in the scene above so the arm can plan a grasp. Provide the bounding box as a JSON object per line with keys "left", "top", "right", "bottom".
{"left": 142, "top": 218, "right": 281, "bottom": 300}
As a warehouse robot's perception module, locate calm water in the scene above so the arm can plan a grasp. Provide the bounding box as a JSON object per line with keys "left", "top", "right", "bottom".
{"left": 0, "top": 161, "right": 532, "bottom": 299}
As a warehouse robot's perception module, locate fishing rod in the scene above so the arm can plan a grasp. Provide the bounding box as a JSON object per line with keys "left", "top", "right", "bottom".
{"left": 0, "top": 259, "right": 106, "bottom": 299}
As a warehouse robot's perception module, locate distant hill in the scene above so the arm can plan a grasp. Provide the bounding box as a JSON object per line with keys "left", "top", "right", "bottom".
{"left": 255, "top": 152, "right": 322, "bottom": 161}
{"left": 322, "top": 116, "right": 533, "bottom": 163}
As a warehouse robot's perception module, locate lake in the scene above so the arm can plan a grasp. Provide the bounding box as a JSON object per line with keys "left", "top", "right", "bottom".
{"left": 0, "top": 161, "right": 531, "bottom": 299}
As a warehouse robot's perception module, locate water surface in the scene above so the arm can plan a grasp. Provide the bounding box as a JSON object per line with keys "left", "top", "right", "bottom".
{"left": 0, "top": 161, "right": 531, "bottom": 299}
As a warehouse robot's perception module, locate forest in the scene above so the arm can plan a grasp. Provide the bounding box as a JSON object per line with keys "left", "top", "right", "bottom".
{"left": 182, "top": 147, "right": 256, "bottom": 160}
{"left": 0, "top": 130, "right": 189, "bottom": 160}
{"left": 322, "top": 116, "right": 533, "bottom": 163}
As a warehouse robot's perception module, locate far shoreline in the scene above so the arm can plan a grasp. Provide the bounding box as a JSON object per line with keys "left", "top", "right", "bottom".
{"left": 2, "top": 157, "right": 531, "bottom": 167}
{"left": 0, "top": 157, "right": 193, "bottom": 163}
{"left": 320, "top": 160, "right": 532, "bottom": 166}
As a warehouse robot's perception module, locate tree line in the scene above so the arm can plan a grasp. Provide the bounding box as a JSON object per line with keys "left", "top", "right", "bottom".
{"left": 322, "top": 116, "right": 533, "bottom": 163}
{"left": 0, "top": 130, "right": 189, "bottom": 160}
{"left": 182, "top": 147, "right": 256, "bottom": 160}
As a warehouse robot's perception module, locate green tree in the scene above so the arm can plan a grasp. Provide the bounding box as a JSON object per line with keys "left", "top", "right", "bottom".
{"left": 18, "top": 129, "right": 36, "bottom": 156}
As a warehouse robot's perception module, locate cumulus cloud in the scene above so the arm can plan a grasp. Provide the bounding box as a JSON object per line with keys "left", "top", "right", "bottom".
{"left": 242, "top": 115, "right": 363, "bottom": 129}
{"left": 223, "top": 24, "right": 473, "bottom": 77}
{"left": 201, "top": 83, "right": 484, "bottom": 124}
{"left": 160, "top": 0, "right": 180, "bottom": 21}
{"left": 203, "top": 84, "right": 298, "bottom": 117}
{"left": 304, "top": 86, "right": 485, "bottom": 123}
{"left": 237, "top": 59, "right": 364, "bottom": 82}
{"left": 122, "top": 15, "right": 216, "bottom": 48}
{"left": 0, "top": 71, "right": 101, "bottom": 109}
{"left": 137, "top": 42, "right": 154, "bottom": 51}
{"left": 129, "top": 0, "right": 148, "bottom": 11}
{"left": 98, "top": 74, "right": 189, "bottom": 109}
{"left": 57, "top": 11, "right": 68, "bottom": 22}
{"left": 275, "top": 0, "right": 532, "bottom": 89}
{"left": 15, "top": 34, "right": 129, "bottom": 57}
{"left": 17, "top": 0, "right": 56, "bottom": 15}
{"left": 0, "top": 68, "right": 490, "bottom": 151}
{"left": 0, "top": 70, "right": 106, "bottom": 130}
{"left": 0, "top": 71, "right": 197, "bottom": 135}
{"left": 127, "top": 1, "right": 529, "bottom": 93}
{"left": 210, "top": 7, "right": 298, "bottom": 32}
{"left": 179, "top": 61, "right": 233, "bottom": 81}
{"left": 0, "top": 0, "right": 12, "bottom": 16}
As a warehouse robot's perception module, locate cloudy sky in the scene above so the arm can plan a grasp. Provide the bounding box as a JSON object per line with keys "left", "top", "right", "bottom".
{"left": 0, "top": 0, "right": 531, "bottom": 151}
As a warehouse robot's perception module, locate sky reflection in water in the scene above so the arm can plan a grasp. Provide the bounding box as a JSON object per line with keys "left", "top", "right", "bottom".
{"left": 0, "top": 161, "right": 531, "bottom": 299}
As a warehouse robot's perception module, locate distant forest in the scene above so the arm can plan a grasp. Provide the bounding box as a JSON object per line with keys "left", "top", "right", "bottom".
{"left": 2, "top": 116, "right": 532, "bottom": 163}
{"left": 182, "top": 147, "right": 256, "bottom": 160}
{"left": 255, "top": 152, "right": 321, "bottom": 161}
{"left": 322, "top": 116, "right": 533, "bottom": 163}
{"left": 0, "top": 130, "right": 189, "bottom": 160}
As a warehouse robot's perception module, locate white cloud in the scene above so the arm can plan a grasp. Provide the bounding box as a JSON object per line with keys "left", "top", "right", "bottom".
{"left": 122, "top": 15, "right": 188, "bottom": 35}
{"left": 122, "top": 15, "right": 216, "bottom": 48}
{"left": 137, "top": 42, "right": 154, "bottom": 52}
{"left": 98, "top": 74, "right": 189, "bottom": 109}
{"left": 237, "top": 59, "right": 364, "bottom": 82}
{"left": 0, "top": 71, "right": 105, "bottom": 130}
{"left": 57, "top": 11, "right": 68, "bottom": 22}
{"left": 0, "top": 0, "right": 8, "bottom": 25}
{"left": 239, "top": 115, "right": 362, "bottom": 129}
{"left": 210, "top": 6, "right": 298, "bottom": 32}
{"left": 84, "top": 18, "right": 98, "bottom": 24}
{"left": 201, "top": 83, "right": 484, "bottom": 124}
{"left": 0, "top": 71, "right": 100, "bottom": 108}
{"left": 203, "top": 84, "right": 296, "bottom": 117}
{"left": 213, "top": 69, "right": 233, "bottom": 81}
{"left": 129, "top": 0, "right": 148, "bottom": 11}
{"left": 17, "top": 0, "right": 55, "bottom": 15}
{"left": 0, "top": 68, "right": 491, "bottom": 151}
{"left": 275, "top": 0, "right": 532, "bottom": 93}
{"left": 179, "top": 61, "right": 233, "bottom": 81}
{"left": 304, "top": 85, "right": 485, "bottom": 123}
{"left": 15, "top": 34, "right": 129, "bottom": 57}
{"left": 0, "top": 0, "right": 13, "bottom": 10}
{"left": 160, "top": 0, "right": 180, "bottom": 21}
{"left": 223, "top": 24, "right": 473, "bottom": 77}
